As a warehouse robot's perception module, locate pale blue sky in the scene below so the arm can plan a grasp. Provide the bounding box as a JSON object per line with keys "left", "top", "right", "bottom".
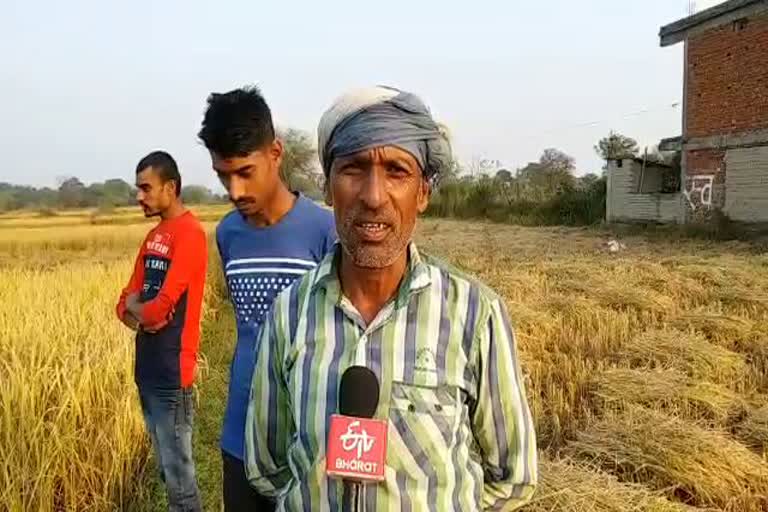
{"left": 2, "top": 0, "right": 693, "bottom": 190}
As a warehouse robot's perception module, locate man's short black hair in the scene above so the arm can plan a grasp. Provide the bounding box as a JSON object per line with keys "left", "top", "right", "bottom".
{"left": 198, "top": 85, "right": 275, "bottom": 158}
{"left": 136, "top": 150, "right": 181, "bottom": 196}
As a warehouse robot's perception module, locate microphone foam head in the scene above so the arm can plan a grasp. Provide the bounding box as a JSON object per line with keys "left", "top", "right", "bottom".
{"left": 339, "top": 366, "right": 380, "bottom": 418}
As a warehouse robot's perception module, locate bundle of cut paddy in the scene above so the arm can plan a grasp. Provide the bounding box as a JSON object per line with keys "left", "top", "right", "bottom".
{"left": 565, "top": 406, "right": 768, "bottom": 511}
{"left": 520, "top": 455, "right": 704, "bottom": 512}
{"left": 592, "top": 368, "right": 744, "bottom": 423}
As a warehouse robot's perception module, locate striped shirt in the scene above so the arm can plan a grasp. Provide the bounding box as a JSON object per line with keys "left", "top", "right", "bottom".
{"left": 245, "top": 243, "right": 537, "bottom": 511}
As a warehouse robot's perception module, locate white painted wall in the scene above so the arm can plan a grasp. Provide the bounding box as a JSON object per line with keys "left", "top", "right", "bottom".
{"left": 724, "top": 147, "right": 768, "bottom": 222}
{"left": 606, "top": 159, "right": 683, "bottom": 223}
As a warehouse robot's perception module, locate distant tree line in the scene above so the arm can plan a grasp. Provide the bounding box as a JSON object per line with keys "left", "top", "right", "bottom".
{"left": 427, "top": 131, "right": 677, "bottom": 226}
{"left": 0, "top": 177, "right": 231, "bottom": 213}
{"left": 2, "top": 130, "right": 678, "bottom": 227}
{"left": 0, "top": 128, "right": 325, "bottom": 213}
{"left": 427, "top": 147, "right": 607, "bottom": 226}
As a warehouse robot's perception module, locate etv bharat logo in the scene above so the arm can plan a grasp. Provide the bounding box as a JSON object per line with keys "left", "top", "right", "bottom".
{"left": 340, "top": 420, "right": 375, "bottom": 458}
{"left": 326, "top": 414, "right": 387, "bottom": 481}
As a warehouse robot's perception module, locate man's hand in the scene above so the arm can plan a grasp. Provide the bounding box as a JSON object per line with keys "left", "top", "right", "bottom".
{"left": 126, "top": 292, "right": 142, "bottom": 316}
{"left": 120, "top": 311, "right": 141, "bottom": 332}
{"left": 126, "top": 292, "right": 173, "bottom": 333}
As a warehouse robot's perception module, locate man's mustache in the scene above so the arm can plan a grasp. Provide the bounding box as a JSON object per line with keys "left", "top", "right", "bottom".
{"left": 232, "top": 197, "right": 256, "bottom": 207}
{"left": 344, "top": 205, "right": 396, "bottom": 225}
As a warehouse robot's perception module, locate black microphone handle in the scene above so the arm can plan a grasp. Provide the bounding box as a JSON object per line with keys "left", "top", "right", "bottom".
{"left": 343, "top": 480, "right": 363, "bottom": 512}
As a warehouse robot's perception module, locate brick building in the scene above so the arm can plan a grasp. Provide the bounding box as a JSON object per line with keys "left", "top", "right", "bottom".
{"left": 660, "top": 0, "right": 768, "bottom": 223}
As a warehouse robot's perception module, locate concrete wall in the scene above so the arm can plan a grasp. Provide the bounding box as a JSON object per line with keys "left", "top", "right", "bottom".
{"left": 724, "top": 146, "right": 768, "bottom": 222}
{"left": 684, "top": 149, "right": 727, "bottom": 219}
{"left": 606, "top": 160, "right": 683, "bottom": 223}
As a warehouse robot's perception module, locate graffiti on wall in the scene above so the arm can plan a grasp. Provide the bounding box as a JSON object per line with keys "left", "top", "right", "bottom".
{"left": 683, "top": 174, "right": 714, "bottom": 211}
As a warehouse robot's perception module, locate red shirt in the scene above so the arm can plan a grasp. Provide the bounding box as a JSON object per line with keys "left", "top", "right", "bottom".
{"left": 116, "top": 210, "right": 207, "bottom": 389}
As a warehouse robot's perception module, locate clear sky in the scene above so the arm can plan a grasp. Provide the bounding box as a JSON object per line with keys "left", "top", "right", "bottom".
{"left": 2, "top": 0, "right": 700, "bottom": 191}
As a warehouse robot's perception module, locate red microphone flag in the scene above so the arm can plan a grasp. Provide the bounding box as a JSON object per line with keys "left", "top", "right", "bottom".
{"left": 326, "top": 414, "right": 387, "bottom": 482}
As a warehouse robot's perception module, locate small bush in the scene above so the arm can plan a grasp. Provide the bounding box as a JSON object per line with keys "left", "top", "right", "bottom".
{"left": 426, "top": 176, "right": 606, "bottom": 226}
{"left": 89, "top": 203, "right": 117, "bottom": 224}
{"left": 94, "top": 203, "right": 116, "bottom": 216}
{"left": 37, "top": 207, "right": 59, "bottom": 217}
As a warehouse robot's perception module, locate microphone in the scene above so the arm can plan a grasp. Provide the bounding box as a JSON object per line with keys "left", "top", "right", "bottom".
{"left": 339, "top": 366, "right": 379, "bottom": 418}
{"left": 326, "top": 366, "right": 387, "bottom": 510}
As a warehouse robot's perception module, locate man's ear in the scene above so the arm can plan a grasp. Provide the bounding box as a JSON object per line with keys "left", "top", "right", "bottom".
{"left": 271, "top": 138, "right": 284, "bottom": 168}
{"left": 324, "top": 175, "right": 333, "bottom": 207}
{"left": 166, "top": 180, "right": 179, "bottom": 197}
{"left": 416, "top": 178, "right": 430, "bottom": 214}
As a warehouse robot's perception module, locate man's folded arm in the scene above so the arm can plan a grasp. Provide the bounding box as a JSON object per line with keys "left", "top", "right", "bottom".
{"left": 116, "top": 246, "right": 145, "bottom": 330}
{"left": 131, "top": 229, "right": 207, "bottom": 327}
{"left": 472, "top": 298, "right": 538, "bottom": 511}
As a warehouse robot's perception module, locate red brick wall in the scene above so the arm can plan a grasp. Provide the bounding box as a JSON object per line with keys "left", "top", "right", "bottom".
{"left": 686, "top": 11, "right": 768, "bottom": 138}
{"left": 687, "top": 148, "right": 725, "bottom": 177}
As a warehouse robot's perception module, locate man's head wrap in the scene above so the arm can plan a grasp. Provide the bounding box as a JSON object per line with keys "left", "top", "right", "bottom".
{"left": 317, "top": 86, "right": 453, "bottom": 186}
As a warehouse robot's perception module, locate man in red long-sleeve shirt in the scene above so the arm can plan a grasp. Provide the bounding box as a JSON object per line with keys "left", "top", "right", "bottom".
{"left": 116, "top": 150, "right": 207, "bottom": 511}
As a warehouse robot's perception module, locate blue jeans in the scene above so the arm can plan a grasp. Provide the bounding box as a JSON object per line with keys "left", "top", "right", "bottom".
{"left": 139, "top": 387, "right": 203, "bottom": 512}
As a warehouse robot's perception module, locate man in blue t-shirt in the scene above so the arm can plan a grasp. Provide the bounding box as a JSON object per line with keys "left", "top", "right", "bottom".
{"left": 198, "top": 85, "right": 336, "bottom": 511}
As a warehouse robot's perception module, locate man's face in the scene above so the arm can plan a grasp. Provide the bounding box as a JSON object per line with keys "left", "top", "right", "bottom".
{"left": 327, "top": 146, "right": 429, "bottom": 268}
{"left": 136, "top": 167, "right": 175, "bottom": 218}
{"left": 211, "top": 140, "right": 283, "bottom": 218}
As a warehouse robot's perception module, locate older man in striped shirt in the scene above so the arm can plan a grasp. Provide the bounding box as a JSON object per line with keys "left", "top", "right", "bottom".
{"left": 245, "top": 86, "right": 537, "bottom": 511}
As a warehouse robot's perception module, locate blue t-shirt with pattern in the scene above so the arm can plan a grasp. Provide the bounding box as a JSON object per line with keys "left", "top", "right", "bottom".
{"left": 217, "top": 195, "right": 336, "bottom": 460}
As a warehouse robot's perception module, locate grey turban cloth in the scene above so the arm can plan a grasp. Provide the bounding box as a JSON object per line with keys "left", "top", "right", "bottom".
{"left": 317, "top": 85, "right": 453, "bottom": 185}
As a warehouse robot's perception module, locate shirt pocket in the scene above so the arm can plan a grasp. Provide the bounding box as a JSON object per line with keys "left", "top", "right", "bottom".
{"left": 387, "top": 381, "right": 463, "bottom": 479}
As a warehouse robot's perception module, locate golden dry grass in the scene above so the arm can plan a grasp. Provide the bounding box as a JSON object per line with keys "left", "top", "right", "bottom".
{"left": 566, "top": 407, "right": 768, "bottom": 511}
{"left": 734, "top": 404, "right": 768, "bottom": 457}
{"left": 0, "top": 260, "right": 148, "bottom": 510}
{"left": 592, "top": 368, "right": 745, "bottom": 423}
{"left": 0, "top": 222, "right": 218, "bottom": 269}
{"left": 417, "top": 219, "right": 768, "bottom": 511}
{"left": 0, "top": 205, "right": 229, "bottom": 230}
{"left": 0, "top": 207, "right": 224, "bottom": 511}
{"left": 3, "top": 211, "right": 768, "bottom": 511}
{"left": 615, "top": 329, "right": 748, "bottom": 385}
{"left": 523, "top": 456, "right": 703, "bottom": 512}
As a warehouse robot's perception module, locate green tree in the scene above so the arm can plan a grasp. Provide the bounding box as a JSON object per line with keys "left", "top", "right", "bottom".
{"left": 102, "top": 179, "right": 134, "bottom": 206}
{"left": 0, "top": 189, "right": 14, "bottom": 211}
{"left": 594, "top": 131, "right": 639, "bottom": 161}
{"left": 279, "top": 128, "right": 322, "bottom": 198}
{"left": 58, "top": 177, "right": 86, "bottom": 208}
{"left": 181, "top": 185, "right": 214, "bottom": 204}
{"left": 85, "top": 183, "right": 105, "bottom": 207}
{"left": 38, "top": 188, "right": 58, "bottom": 208}
{"left": 516, "top": 148, "right": 577, "bottom": 198}
{"left": 539, "top": 148, "right": 576, "bottom": 173}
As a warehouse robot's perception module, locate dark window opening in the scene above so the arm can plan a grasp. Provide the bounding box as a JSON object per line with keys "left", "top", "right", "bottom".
{"left": 660, "top": 168, "right": 681, "bottom": 193}
{"left": 631, "top": 152, "right": 681, "bottom": 194}
{"left": 733, "top": 18, "right": 749, "bottom": 32}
